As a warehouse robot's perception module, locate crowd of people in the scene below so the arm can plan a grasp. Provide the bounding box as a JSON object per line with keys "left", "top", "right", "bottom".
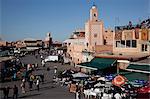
{"left": 1, "top": 69, "right": 45, "bottom": 99}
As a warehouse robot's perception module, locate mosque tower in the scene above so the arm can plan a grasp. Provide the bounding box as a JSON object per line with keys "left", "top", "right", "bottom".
{"left": 45, "top": 32, "right": 52, "bottom": 48}
{"left": 85, "top": 4, "right": 104, "bottom": 51}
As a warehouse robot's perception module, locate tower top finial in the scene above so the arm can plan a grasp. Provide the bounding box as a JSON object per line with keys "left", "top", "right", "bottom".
{"left": 93, "top": 2, "right": 95, "bottom": 6}
{"left": 92, "top": 2, "right": 97, "bottom": 9}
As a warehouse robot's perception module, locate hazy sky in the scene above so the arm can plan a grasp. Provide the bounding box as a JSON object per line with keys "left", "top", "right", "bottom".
{"left": 1, "top": 0, "right": 150, "bottom": 42}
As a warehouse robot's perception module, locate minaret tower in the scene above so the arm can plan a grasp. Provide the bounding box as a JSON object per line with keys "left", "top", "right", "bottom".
{"left": 85, "top": 4, "right": 104, "bottom": 51}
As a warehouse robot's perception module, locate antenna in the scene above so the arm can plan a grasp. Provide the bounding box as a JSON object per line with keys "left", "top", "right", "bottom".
{"left": 138, "top": 17, "right": 141, "bottom": 24}
{"left": 87, "top": 0, "right": 96, "bottom": 4}
{"left": 115, "top": 17, "right": 120, "bottom": 26}
{"left": 87, "top": 0, "right": 90, "bottom": 3}
{"left": 148, "top": 12, "right": 150, "bottom": 19}
{"left": 93, "top": 1, "right": 95, "bottom": 5}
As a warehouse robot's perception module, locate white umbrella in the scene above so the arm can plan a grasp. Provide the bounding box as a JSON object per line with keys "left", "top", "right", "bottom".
{"left": 97, "top": 77, "right": 106, "bottom": 81}
{"left": 105, "top": 81, "right": 112, "bottom": 85}
{"left": 94, "top": 82, "right": 105, "bottom": 87}
{"left": 72, "top": 72, "right": 89, "bottom": 78}
{"left": 62, "top": 70, "right": 67, "bottom": 74}
{"left": 62, "top": 70, "right": 74, "bottom": 74}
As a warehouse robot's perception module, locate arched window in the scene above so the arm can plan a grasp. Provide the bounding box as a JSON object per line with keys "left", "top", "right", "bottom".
{"left": 86, "top": 43, "right": 89, "bottom": 47}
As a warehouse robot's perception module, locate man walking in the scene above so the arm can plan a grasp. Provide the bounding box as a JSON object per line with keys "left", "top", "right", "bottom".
{"left": 2, "top": 86, "right": 7, "bottom": 99}
{"left": 29, "top": 74, "right": 34, "bottom": 90}
{"left": 21, "top": 78, "right": 26, "bottom": 93}
{"left": 42, "top": 60, "right": 45, "bottom": 67}
{"left": 6, "top": 86, "right": 10, "bottom": 99}
{"left": 41, "top": 73, "right": 44, "bottom": 83}
{"left": 13, "top": 85, "right": 18, "bottom": 99}
{"left": 54, "top": 66, "right": 57, "bottom": 75}
{"left": 36, "top": 77, "right": 40, "bottom": 91}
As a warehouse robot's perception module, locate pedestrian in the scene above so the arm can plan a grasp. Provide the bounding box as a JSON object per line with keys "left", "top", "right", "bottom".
{"left": 42, "top": 60, "right": 45, "bottom": 67}
{"left": 78, "top": 88, "right": 81, "bottom": 99}
{"left": 35, "top": 54, "right": 38, "bottom": 59}
{"left": 21, "top": 78, "right": 26, "bottom": 93}
{"left": 6, "top": 86, "right": 10, "bottom": 99}
{"left": 114, "top": 92, "right": 122, "bottom": 99}
{"left": 40, "top": 55, "right": 43, "bottom": 60}
{"left": 53, "top": 76, "right": 56, "bottom": 84}
{"left": 35, "top": 63, "right": 38, "bottom": 70}
{"left": 75, "top": 83, "right": 80, "bottom": 99}
{"left": 36, "top": 77, "right": 40, "bottom": 91}
{"left": 2, "top": 86, "right": 7, "bottom": 99}
{"left": 75, "top": 91, "right": 79, "bottom": 99}
{"left": 41, "top": 73, "right": 44, "bottom": 83}
{"left": 13, "top": 85, "right": 18, "bottom": 99}
{"left": 27, "top": 64, "right": 31, "bottom": 71}
{"left": 54, "top": 66, "right": 57, "bottom": 74}
{"left": 29, "top": 81, "right": 33, "bottom": 90}
{"left": 47, "top": 67, "right": 50, "bottom": 71}
{"left": 29, "top": 74, "right": 34, "bottom": 90}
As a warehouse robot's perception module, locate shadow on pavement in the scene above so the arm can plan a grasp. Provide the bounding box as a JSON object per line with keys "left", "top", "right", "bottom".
{"left": 29, "top": 85, "right": 56, "bottom": 92}
{"left": 19, "top": 93, "right": 41, "bottom": 98}
{"left": 42, "top": 81, "right": 53, "bottom": 84}
{"left": 40, "top": 85, "right": 56, "bottom": 90}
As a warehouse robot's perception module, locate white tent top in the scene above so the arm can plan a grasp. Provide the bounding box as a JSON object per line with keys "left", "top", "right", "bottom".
{"left": 94, "top": 83, "right": 105, "bottom": 87}
{"left": 72, "top": 72, "right": 89, "bottom": 78}
{"left": 97, "top": 77, "right": 106, "bottom": 81}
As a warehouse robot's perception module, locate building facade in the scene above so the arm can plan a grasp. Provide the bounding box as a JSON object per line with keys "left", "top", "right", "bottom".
{"left": 23, "top": 38, "right": 43, "bottom": 50}
{"left": 113, "top": 24, "right": 150, "bottom": 56}
{"left": 63, "top": 29, "right": 90, "bottom": 64}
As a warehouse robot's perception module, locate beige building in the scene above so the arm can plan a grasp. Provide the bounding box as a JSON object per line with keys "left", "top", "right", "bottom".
{"left": 15, "top": 40, "right": 26, "bottom": 48}
{"left": 63, "top": 29, "right": 93, "bottom": 64}
{"left": 23, "top": 38, "right": 43, "bottom": 50}
{"left": 113, "top": 25, "right": 150, "bottom": 56}
{"left": 0, "top": 41, "right": 7, "bottom": 46}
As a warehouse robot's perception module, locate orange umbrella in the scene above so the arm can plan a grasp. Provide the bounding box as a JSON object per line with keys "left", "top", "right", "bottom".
{"left": 112, "top": 75, "right": 126, "bottom": 87}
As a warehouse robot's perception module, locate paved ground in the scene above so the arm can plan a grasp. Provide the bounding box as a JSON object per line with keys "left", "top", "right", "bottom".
{"left": 0, "top": 54, "right": 76, "bottom": 99}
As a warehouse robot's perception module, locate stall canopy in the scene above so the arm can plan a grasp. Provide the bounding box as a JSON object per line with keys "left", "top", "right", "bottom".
{"left": 126, "top": 64, "right": 150, "bottom": 73}
{"left": 118, "top": 71, "right": 149, "bottom": 81}
{"left": 77, "top": 58, "right": 117, "bottom": 70}
{"left": 118, "top": 63, "right": 150, "bottom": 81}
{"left": 0, "top": 50, "right": 10, "bottom": 57}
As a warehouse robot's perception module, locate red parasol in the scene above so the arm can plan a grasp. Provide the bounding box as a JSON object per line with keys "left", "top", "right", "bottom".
{"left": 112, "top": 75, "right": 126, "bottom": 87}
{"left": 138, "top": 86, "right": 150, "bottom": 93}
